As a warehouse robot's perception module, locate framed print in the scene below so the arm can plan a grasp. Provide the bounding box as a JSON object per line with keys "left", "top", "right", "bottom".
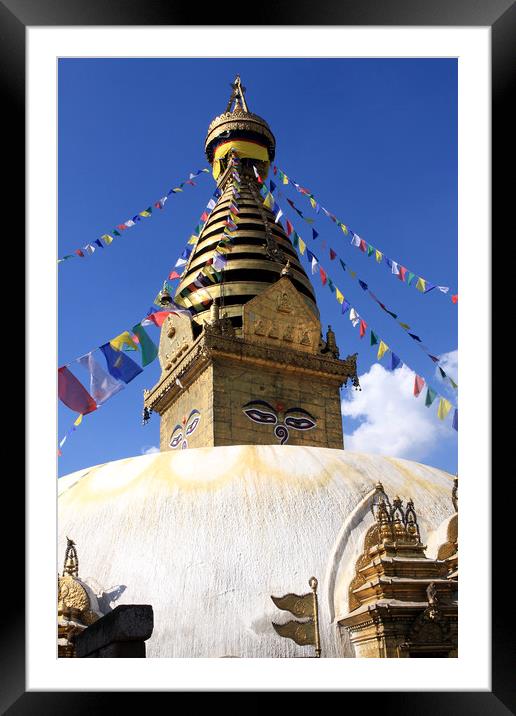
{"left": 2, "top": 0, "right": 512, "bottom": 709}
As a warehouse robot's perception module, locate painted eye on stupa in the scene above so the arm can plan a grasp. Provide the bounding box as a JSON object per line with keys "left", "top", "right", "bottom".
{"left": 185, "top": 409, "right": 201, "bottom": 436}
{"left": 242, "top": 400, "right": 278, "bottom": 425}
{"left": 284, "top": 408, "right": 317, "bottom": 431}
{"left": 170, "top": 425, "right": 184, "bottom": 449}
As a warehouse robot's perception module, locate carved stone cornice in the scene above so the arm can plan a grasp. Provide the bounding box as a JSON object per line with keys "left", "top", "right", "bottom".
{"left": 144, "top": 328, "right": 359, "bottom": 414}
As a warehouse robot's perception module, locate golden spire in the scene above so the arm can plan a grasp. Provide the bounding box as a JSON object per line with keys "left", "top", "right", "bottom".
{"left": 63, "top": 536, "right": 79, "bottom": 578}
{"left": 225, "top": 75, "right": 249, "bottom": 113}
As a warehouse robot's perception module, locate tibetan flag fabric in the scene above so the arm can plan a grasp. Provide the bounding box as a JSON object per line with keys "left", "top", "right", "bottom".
{"left": 437, "top": 398, "right": 453, "bottom": 420}
{"left": 370, "top": 330, "right": 378, "bottom": 346}
{"left": 110, "top": 331, "right": 138, "bottom": 352}
{"left": 359, "top": 319, "right": 367, "bottom": 338}
{"left": 452, "top": 294, "right": 458, "bottom": 304}
{"left": 142, "top": 311, "right": 173, "bottom": 328}
{"left": 101, "top": 234, "right": 114, "bottom": 245}
{"left": 375, "top": 250, "right": 382, "bottom": 263}
{"left": 438, "top": 286, "right": 450, "bottom": 294}
{"left": 285, "top": 220, "right": 294, "bottom": 237}
{"left": 425, "top": 388, "right": 437, "bottom": 407}
{"left": 77, "top": 352, "right": 124, "bottom": 406}
{"left": 169, "top": 270, "right": 181, "bottom": 280}
{"left": 391, "top": 261, "right": 400, "bottom": 275}
{"left": 390, "top": 353, "right": 401, "bottom": 370}
{"left": 58, "top": 366, "right": 97, "bottom": 415}
{"left": 100, "top": 343, "right": 143, "bottom": 384}
{"left": 319, "top": 267, "right": 327, "bottom": 285}
{"left": 452, "top": 409, "right": 458, "bottom": 431}
{"left": 377, "top": 341, "right": 389, "bottom": 361}
{"left": 330, "top": 248, "right": 337, "bottom": 261}
{"left": 414, "top": 375, "right": 425, "bottom": 397}
{"left": 408, "top": 333, "right": 422, "bottom": 342}
{"left": 94, "top": 239, "right": 104, "bottom": 249}
{"left": 416, "top": 277, "right": 426, "bottom": 293}
{"left": 312, "top": 229, "right": 319, "bottom": 241}
{"left": 298, "top": 237, "right": 306, "bottom": 255}
{"left": 358, "top": 280, "right": 368, "bottom": 291}
{"left": 398, "top": 266, "right": 407, "bottom": 282}
{"left": 341, "top": 300, "right": 350, "bottom": 315}
{"left": 407, "top": 272, "right": 416, "bottom": 285}
{"left": 349, "top": 308, "right": 360, "bottom": 328}
{"left": 335, "top": 288, "right": 344, "bottom": 304}
{"left": 132, "top": 323, "right": 159, "bottom": 367}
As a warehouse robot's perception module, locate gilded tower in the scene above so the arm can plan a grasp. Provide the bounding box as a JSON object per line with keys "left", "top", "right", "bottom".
{"left": 143, "top": 77, "right": 359, "bottom": 451}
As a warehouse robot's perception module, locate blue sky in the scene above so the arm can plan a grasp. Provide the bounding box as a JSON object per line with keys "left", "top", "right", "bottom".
{"left": 58, "top": 58, "right": 457, "bottom": 477}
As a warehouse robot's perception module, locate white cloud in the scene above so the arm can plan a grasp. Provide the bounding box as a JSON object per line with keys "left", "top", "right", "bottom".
{"left": 141, "top": 445, "right": 160, "bottom": 455}
{"left": 341, "top": 362, "right": 453, "bottom": 462}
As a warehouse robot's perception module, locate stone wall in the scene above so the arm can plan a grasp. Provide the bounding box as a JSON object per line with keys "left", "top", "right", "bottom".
{"left": 212, "top": 357, "right": 343, "bottom": 449}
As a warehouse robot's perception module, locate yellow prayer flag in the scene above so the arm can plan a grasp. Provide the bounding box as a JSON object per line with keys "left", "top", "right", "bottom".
{"left": 349, "top": 270, "right": 357, "bottom": 279}
{"left": 310, "top": 197, "right": 317, "bottom": 209}
{"left": 188, "top": 235, "right": 198, "bottom": 245}
{"left": 110, "top": 331, "right": 138, "bottom": 352}
{"left": 74, "top": 414, "right": 83, "bottom": 426}
{"left": 101, "top": 234, "right": 114, "bottom": 245}
{"left": 377, "top": 340, "right": 389, "bottom": 360}
{"left": 282, "top": 175, "right": 289, "bottom": 185}
{"left": 437, "top": 398, "right": 452, "bottom": 420}
{"left": 335, "top": 288, "right": 344, "bottom": 304}
{"left": 375, "top": 250, "right": 382, "bottom": 263}
{"left": 298, "top": 237, "right": 306, "bottom": 255}
{"left": 416, "top": 277, "right": 426, "bottom": 292}
{"left": 139, "top": 210, "right": 151, "bottom": 218}
{"left": 172, "top": 188, "right": 183, "bottom": 193}
{"left": 263, "top": 192, "right": 274, "bottom": 210}
{"left": 340, "top": 223, "right": 349, "bottom": 235}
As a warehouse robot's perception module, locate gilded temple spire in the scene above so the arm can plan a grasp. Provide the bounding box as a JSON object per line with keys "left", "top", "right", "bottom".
{"left": 226, "top": 75, "right": 249, "bottom": 113}
{"left": 63, "top": 536, "right": 79, "bottom": 578}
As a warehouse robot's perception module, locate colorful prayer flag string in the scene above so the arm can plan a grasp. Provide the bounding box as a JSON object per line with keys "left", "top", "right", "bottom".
{"left": 58, "top": 167, "right": 210, "bottom": 265}
{"left": 273, "top": 165, "right": 457, "bottom": 303}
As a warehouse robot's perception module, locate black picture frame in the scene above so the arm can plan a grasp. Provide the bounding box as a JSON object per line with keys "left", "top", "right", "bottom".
{"left": 4, "top": 0, "right": 511, "bottom": 710}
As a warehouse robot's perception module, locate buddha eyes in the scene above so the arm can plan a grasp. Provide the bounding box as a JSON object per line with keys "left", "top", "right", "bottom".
{"left": 185, "top": 417, "right": 200, "bottom": 435}
{"left": 170, "top": 428, "right": 183, "bottom": 448}
{"left": 243, "top": 408, "right": 277, "bottom": 424}
{"left": 170, "top": 410, "right": 201, "bottom": 449}
{"left": 284, "top": 416, "right": 316, "bottom": 431}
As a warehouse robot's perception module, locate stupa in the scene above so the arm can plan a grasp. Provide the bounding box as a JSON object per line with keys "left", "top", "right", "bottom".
{"left": 58, "top": 77, "right": 458, "bottom": 658}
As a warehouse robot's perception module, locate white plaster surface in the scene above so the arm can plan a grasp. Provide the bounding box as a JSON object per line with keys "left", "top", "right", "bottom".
{"left": 58, "top": 445, "right": 454, "bottom": 658}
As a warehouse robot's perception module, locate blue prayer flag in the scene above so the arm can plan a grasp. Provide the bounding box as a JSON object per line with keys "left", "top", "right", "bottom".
{"left": 100, "top": 343, "right": 143, "bottom": 384}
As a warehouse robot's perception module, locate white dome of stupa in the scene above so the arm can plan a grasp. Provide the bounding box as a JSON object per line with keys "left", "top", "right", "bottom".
{"left": 58, "top": 445, "right": 455, "bottom": 658}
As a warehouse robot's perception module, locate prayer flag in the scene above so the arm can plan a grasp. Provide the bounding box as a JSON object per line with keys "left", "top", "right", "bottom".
{"left": 437, "top": 398, "right": 453, "bottom": 420}
{"left": 451, "top": 294, "right": 458, "bottom": 304}
{"left": 139, "top": 209, "right": 152, "bottom": 218}
{"left": 330, "top": 248, "right": 337, "bottom": 261}
{"left": 312, "top": 229, "right": 319, "bottom": 241}
{"left": 100, "top": 343, "right": 143, "bottom": 384}
{"left": 335, "top": 288, "right": 344, "bottom": 304}
{"left": 132, "top": 323, "right": 159, "bottom": 367}
{"left": 408, "top": 333, "right": 422, "bottom": 342}
{"left": 94, "top": 239, "right": 104, "bottom": 249}
{"left": 77, "top": 352, "right": 124, "bottom": 406}
{"left": 110, "top": 331, "right": 138, "bottom": 352}
{"left": 169, "top": 271, "right": 181, "bottom": 280}
{"left": 375, "top": 250, "right": 382, "bottom": 263}
{"left": 319, "top": 267, "right": 327, "bottom": 285}
{"left": 377, "top": 341, "right": 389, "bottom": 360}
{"left": 298, "top": 237, "right": 306, "bottom": 255}
{"left": 349, "top": 308, "right": 360, "bottom": 328}
{"left": 425, "top": 388, "right": 437, "bottom": 407}
{"left": 438, "top": 286, "right": 450, "bottom": 294}
{"left": 390, "top": 353, "right": 401, "bottom": 370}
{"left": 391, "top": 261, "right": 399, "bottom": 275}
{"left": 414, "top": 375, "right": 425, "bottom": 397}
{"left": 58, "top": 366, "right": 97, "bottom": 415}
{"left": 407, "top": 272, "right": 416, "bottom": 285}
{"left": 286, "top": 220, "right": 294, "bottom": 237}
{"left": 359, "top": 319, "right": 367, "bottom": 338}
{"left": 341, "top": 300, "right": 350, "bottom": 315}
{"left": 370, "top": 331, "right": 378, "bottom": 346}
{"left": 452, "top": 409, "right": 458, "bottom": 431}
{"left": 358, "top": 280, "right": 368, "bottom": 291}
{"left": 416, "top": 277, "right": 426, "bottom": 292}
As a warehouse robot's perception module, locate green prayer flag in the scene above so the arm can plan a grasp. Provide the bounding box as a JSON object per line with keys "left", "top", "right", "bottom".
{"left": 292, "top": 233, "right": 300, "bottom": 249}
{"left": 425, "top": 388, "right": 437, "bottom": 407}
{"left": 113, "top": 230, "right": 121, "bottom": 236}
{"left": 449, "top": 377, "right": 458, "bottom": 390}
{"left": 407, "top": 272, "right": 415, "bottom": 285}
{"left": 367, "top": 245, "right": 374, "bottom": 257}
{"left": 370, "top": 331, "right": 378, "bottom": 346}
{"left": 132, "top": 323, "right": 159, "bottom": 367}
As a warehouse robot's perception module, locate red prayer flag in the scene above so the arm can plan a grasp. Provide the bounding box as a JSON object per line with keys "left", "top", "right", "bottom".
{"left": 285, "top": 220, "right": 294, "bottom": 237}
{"left": 359, "top": 319, "right": 367, "bottom": 338}
{"left": 168, "top": 270, "right": 181, "bottom": 280}
{"left": 451, "top": 294, "right": 458, "bottom": 304}
{"left": 398, "top": 266, "right": 407, "bottom": 282}
{"left": 319, "top": 267, "right": 327, "bottom": 285}
{"left": 58, "top": 366, "right": 97, "bottom": 415}
{"left": 273, "top": 166, "right": 278, "bottom": 175}
{"left": 330, "top": 248, "right": 337, "bottom": 261}
{"left": 116, "top": 224, "right": 128, "bottom": 230}
{"left": 414, "top": 375, "right": 425, "bottom": 397}
{"left": 359, "top": 239, "right": 367, "bottom": 252}
{"left": 145, "top": 311, "right": 174, "bottom": 328}
{"left": 200, "top": 211, "right": 209, "bottom": 222}
{"left": 74, "top": 249, "right": 85, "bottom": 257}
